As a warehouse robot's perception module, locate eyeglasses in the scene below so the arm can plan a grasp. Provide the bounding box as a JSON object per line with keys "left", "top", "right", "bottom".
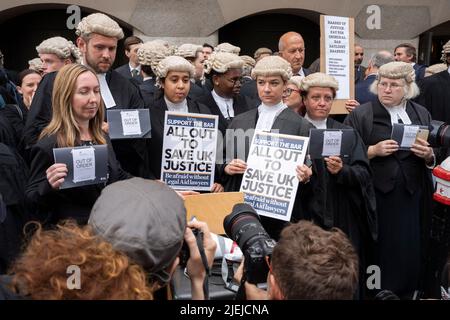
{"left": 283, "top": 88, "right": 300, "bottom": 97}
{"left": 378, "top": 82, "right": 404, "bottom": 90}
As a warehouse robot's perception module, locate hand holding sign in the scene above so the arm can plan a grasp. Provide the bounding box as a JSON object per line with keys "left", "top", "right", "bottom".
{"left": 411, "top": 138, "right": 434, "bottom": 162}
{"left": 324, "top": 156, "right": 343, "bottom": 174}
{"left": 368, "top": 139, "right": 399, "bottom": 159}
{"left": 225, "top": 159, "right": 247, "bottom": 176}
{"left": 296, "top": 164, "right": 312, "bottom": 183}
{"left": 46, "top": 163, "right": 68, "bottom": 190}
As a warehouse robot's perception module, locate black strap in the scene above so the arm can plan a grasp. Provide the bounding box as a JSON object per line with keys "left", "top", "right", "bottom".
{"left": 195, "top": 231, "right": 210, "bottom": 300}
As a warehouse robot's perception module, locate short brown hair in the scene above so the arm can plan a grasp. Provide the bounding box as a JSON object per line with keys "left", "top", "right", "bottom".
{"left": 271, "top": 221, "right": 358, "bottom": 300}
{"left": 10, "top": 221, "right": 153, "bottom": 300}
{"left": 395, "top": 43, "right": 417, "bottom": 62}
{"left": 124, "top": 36, "right": 143, "bottom": 52}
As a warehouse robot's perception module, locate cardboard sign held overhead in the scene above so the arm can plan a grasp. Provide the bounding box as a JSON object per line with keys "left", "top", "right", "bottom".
{"left": 320, "top": 15, "right": 355, "bottom": 115}
{"left": 184, "top": 192, "right": 244, "bottom": 235}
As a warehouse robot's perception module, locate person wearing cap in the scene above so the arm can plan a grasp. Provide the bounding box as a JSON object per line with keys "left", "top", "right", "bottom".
{"left": 115, "top": 36, "right": 144, "bottom": 83}
{"left": 196, "top": 52, "right": 258, "bottom": 136}
{"left": 24, "top": 13, "right": 146, "bottom": 177}
{"left": 175, "top": 44, "right": 205, "bottom": 99}
{"left": 417, "top": 40, "right": 450, "bottom": 127}
{"left": 89, "top": 178, "right": 217, "bottom": 300}
{"left": 239, "top": 55, "right": 256, "bottom": 85}
{"left": 145, "top": 56, "right": 222, "bottom": 191}
{"left": 282, "top": 75, "right": 304, "bottom": 115}
{"left": 278, "top": 32, "right": 311, "bottom": 78}
{"left": 299, "top": 72, "right": 377, "bottom": 298}
{"left": 26, "top": 64, "right": 131, "bottom": 225}
{"left": 254, "top": 47, "right": 272, "bottom": 63}
{"left": 344, "top": 61, "right": 434, "bottom": 298}
{"left": 35, "top": 36, "right": 81, "bottom": 75}
{"left": 222, "top": 56, "right": 312, "bottom": 239}
{"left": 137, "top": 40, "right": 173, "bottom": 106}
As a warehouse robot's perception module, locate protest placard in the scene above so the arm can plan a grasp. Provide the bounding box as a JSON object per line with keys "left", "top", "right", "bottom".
{"left": 240, "top": 131, "right": 309, "bottom": 222}
{"left": 320, "top": 15, "right": 355, "bottom": 114}
{"left": 161, "top": 112, "right": 219, "bottom": 191}
{"left": 53, "top": 145, "right": 108, "bottom": 189}
{"left": 107, "top": 109, "right": 151, "bottom": 139}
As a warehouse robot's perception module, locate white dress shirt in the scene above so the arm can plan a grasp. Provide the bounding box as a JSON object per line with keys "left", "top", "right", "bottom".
{"left": 212, "top": 90, "right": 234, "bottom": 119}
{"left": 255, "top": 101, "right": 287, "bottom": 131}
{"left": 305, "top": 113, "right": 327, "bottom": 129}
{"left": 165, "top": 97, "right": 188, "bottom": 113}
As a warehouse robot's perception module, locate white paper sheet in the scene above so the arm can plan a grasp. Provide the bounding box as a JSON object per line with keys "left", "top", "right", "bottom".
{"left": 401, "top": 125, "right": 419, "bottom": 148}
{"left": 120, "top": 110, "right": 142, "bottom": 136}
{"left": 322, "top": 130, "right": 343, "bottom": 156}
{"left": 72, "top": 147, "right": 96, "bottom": 183}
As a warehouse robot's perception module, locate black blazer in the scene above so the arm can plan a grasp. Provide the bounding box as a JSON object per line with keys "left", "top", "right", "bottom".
{"left": 146, "top": 97, "right": 211, "bottom": 179}
{"left": 26, "top": 134, "right": 131, "bottom": 225}
{"left": 195, "top": 90, "right": 258, "bottom": 136}
{"left": 413, "top": 63, "right": 427, "bottom": 82}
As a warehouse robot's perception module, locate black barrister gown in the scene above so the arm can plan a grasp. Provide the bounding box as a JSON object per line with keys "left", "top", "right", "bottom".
{"left": 344, "top": 99, "right": 434, "bottom": 299}
{"left": 222, "top": 107, "right": 313, "bottom": 240}
{"left": 26, "top": 134, "right": 131, "bottom": 225}
{"left": 145, "top": 96, "right": 211, "bottom": 180}
{"left": 302, "top": 117, "right": 377, "bottom": 299}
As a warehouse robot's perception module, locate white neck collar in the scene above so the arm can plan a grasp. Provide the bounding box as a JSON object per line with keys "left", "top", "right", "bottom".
{"left": 305, "top": 113, "right": 327, "bottom": 129}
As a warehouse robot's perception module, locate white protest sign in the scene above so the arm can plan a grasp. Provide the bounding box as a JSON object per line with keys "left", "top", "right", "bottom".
{"left": 72, "top": 147, "right": 96, "bottom": 183}
{"left": 120, "top": 110, "right": 142, "bottom": 136}
{"left": 401, "top": 125, "right": 419, "bottom": 148}
{"left": 161, "top": 112, "right": 218, "bottom": 191}
{"left": 240, "top": 131, "right": 309, "bottom": 222}
{"left": 324, "top": 15, "right": 351, "bottom": 99}
{"left": 322, "top": 130, "right": 343, "bottom": 156}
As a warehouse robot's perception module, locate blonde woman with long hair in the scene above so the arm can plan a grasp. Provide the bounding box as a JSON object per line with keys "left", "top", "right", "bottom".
{"left": 26, "top": 64, "right": 130, "bottom": 225}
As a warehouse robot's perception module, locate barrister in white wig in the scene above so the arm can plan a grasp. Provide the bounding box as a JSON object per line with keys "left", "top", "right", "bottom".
{"left": 299, "top": 73, "right": 377, "bottom": 299}
{"left": 344, "top": 61, "right": 434, "bottom": 298}
{"left": 222, "top": 55, "right": 313, "bottom": 240}
{"left": 145, "top": 56, "right": 223, "bottom": 192}
{"left": 196, "top": 51, "right": 258, "bottom": 136}
{"left": 35, "top": 36, "right": 81, "bottom": 75}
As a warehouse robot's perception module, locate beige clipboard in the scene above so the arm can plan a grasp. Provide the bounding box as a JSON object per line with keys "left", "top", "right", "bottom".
{"left": 184, "top": 192, "right": 244, "bottom": 235}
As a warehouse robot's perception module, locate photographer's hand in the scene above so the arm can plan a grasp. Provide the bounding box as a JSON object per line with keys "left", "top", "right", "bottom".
{"left": 184, "top": 220, "right": 217, "bottom": 300}
{"left": 233, "top": 259, "right": 269, "bottom": 300}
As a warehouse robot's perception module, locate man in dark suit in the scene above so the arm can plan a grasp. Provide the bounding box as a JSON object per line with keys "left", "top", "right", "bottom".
{"left": 354, "top": 44, "right": 366, "bottom": 84}
{"left": 114, "top": 36, "right": 144, "bottom": 83}
{"left": 394, "top": 43, "right": 427, "bottom": 81}
{"left": 355, "top": 50, "right": 394, "bottom": 105}
{"left": 279, "top": 31, "right": 311, "bottom": 78}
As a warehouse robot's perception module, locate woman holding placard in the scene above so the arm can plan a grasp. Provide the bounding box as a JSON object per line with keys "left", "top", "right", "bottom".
{"left": 146, "top": 56, "right": 226, "bottom": 192}
{"left": 222, "top": 56, "right": 312, "bottom": 239}
{"left": 26, "top": 64, "right": 131, "bottom": 225}
{"left": 299, "top": 72, "right": 377, "bottom": 299}
{"left": 344, "top": 61, "right": 434, "bottom": 298}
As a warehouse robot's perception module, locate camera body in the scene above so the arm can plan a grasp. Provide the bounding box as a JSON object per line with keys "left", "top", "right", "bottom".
{"left": 179, "top": 228, "right": 199, "bottom": 268}
{"left": 223, "top": 203, "right": 276, "bottom": 285}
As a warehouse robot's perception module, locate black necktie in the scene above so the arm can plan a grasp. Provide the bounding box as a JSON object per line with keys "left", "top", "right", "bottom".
{"left": 397, "top": 115, "right": 404, "bottom": 124}
{"left": 131, "top": 69, "right": 139, "bottom": 77}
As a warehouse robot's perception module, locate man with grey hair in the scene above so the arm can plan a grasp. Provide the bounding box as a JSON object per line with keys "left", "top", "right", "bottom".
{"left": 23, "top": 13, "right": 145, "bottom": 177}
{"left": 355, "top": 50, "right": 394, "bottom": 105}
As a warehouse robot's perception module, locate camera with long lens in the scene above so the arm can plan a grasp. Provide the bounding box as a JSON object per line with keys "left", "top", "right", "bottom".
{"left": 429, "top": 120, "right": 450, "bottom": 148}
{"left": 223, "top": 203, "right": 276, "bottom": 285}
